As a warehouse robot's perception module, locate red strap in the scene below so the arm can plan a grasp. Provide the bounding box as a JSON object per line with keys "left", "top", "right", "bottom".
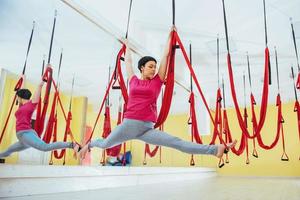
{"left": 88, "top": 57, "right": 120, "bottom": 143}
{"left": 296, "top": 73, "right": 300, "bottom": 89}
{"left": 0, "top": 77, "right": 24, "bottom": 144}
{"left": 14, "top": 77, "right": 24, "bottom": 91}
{"left": 51, "top": 79, "right": 78, "bottom": 144}
{"left": 35, "top": 99, "right": 42, "bottom": 137}
{"left": 42, "top": 91, "right": 58, "bottom": 143}
{"left": 102, "top": 106, "right": 112, "bottom": 138}
{"left": 244, "top": 107, "right": 250, "bottom": 164}
{"left": 103, "top": 106, "right": 122, "bottom": 157}
{"left": 154, "top": 32, "right": 177, "bottom": 128}
{"left": 209, "top": 90, "right": 223, "bottom": 145}
{"left": 52, "top": 111, "right": 71, "bottom": 159}
{"left": 0, "top": 94, "right": 18, "bottom": 144}
{"left": 189, "top": 92, "right": 203, "bottom": 144}
{"left": 294, "top": 101, "right": 300, "bottom": 143}
{"left": 250, "top": 94, "right": 259, "bottom": 158}
{"left": 279, "top": 114, "right": 289, "bottom": 161}
{"left": 35, "top": 67, "right": 53, "bottom": 136}
{"left": 173, "top": 33, "right": 227, "bottom": 147}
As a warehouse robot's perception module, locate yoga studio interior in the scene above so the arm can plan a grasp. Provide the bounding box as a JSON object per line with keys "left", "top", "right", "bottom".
{"left": 0, "top": 0, "right": 299, "bottom": 199}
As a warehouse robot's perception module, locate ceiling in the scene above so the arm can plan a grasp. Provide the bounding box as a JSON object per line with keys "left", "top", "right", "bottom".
{"left": 0, "top": 0, "right": 300, "bottom": 118}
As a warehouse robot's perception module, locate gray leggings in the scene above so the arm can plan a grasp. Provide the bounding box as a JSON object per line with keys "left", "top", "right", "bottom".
{"left": 0, "top": 129, "right": 73, "bottom": 158}
{"left": 90, "top": 119, "right": 218, "bottom": 155}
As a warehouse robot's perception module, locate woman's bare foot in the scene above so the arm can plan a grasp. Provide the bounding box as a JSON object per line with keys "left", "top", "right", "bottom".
{"left": 72, "top": 142, "right": 80, "bottom": 159}
{"left": 79, "top": 142, "right": 90, "bottom": 160}
{"left": 216, "top": 140, "right": 237, "bottom": 158}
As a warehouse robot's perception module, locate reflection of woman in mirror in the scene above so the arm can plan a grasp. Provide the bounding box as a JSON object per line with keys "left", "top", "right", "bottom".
{"left": 0, "top": 65, "right": 79, "bottom": 159}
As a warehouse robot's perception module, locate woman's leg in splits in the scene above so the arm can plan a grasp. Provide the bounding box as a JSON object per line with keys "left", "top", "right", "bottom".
{"left": 79, "top": 119, "right": 153, "bottom": 159}
{"left": 0, "top": 141, "right": 29, "bottom": 158}
{"left": 18, "top": 130, "right": 79, "bottom": 156}
{"left": 137, "top": 129, "right": 237, "bottom": 158}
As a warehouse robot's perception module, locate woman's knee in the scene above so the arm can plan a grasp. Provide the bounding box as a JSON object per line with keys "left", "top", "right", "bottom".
{"left": 33, "top": 143, "right": 50, "bottom": 152}
{"left": 170, "top": 138, "right": 187, "bottom": 151}
{"left": 92, "top": 138, "right": 111, "bottom": 149}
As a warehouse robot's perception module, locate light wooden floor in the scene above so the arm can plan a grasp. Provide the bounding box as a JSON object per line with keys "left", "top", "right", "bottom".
{"left": 2, "top": 176, "right": 300, "bottom": 200}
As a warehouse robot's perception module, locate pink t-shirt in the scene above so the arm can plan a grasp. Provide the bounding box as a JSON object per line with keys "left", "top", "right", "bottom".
{"left": 124, "top": 74, "right": 163, "bottom": 123}
{"left": 15, "top": 101, "right": 37, "bottom": 132}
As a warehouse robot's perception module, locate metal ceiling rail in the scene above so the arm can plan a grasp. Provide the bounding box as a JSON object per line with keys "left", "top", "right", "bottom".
{"left": 60, "top": 0, "right": 192, "bottom": 93}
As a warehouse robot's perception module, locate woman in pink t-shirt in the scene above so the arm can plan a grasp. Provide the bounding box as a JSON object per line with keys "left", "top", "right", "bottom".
{"left": 0, "top": 66, "right": 79, "bottom": 160}
{"left": 79, "top": 27, "right": 236, "bottom": 160}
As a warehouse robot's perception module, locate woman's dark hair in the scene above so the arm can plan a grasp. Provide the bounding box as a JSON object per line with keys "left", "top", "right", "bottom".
{"left": 16, "top": 89, "right": 32, "bottom": 100}
{"left": 138, "top": 56, "right": 157, "bottom": 72}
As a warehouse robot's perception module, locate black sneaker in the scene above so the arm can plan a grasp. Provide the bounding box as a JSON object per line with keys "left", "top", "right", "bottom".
{"left": 0, "top": 158, "right": 5, "bottom": 163}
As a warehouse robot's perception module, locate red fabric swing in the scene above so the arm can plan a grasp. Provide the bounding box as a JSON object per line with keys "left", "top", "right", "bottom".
{"left": 42, "top": 90, "right": 58, "bottom": 143}
{"left": 221, "top": 0, "right": 270, "bottom": 142}
{"left": 100, "top": 105, "right": 123, "bottom": 165}
{"left": 143, "top": 90, "right": 165, "bottom": 165}
{"left": 143, "top": 125, "right": 163, "bottom": 165}
{"left": 44, "top": 78, "right": 80, "bottom": 164}
{"left": 252, "top": 93, "right": 289, "bottom": 158}
{"left": 48, "top": 110, "right": 72, "bottom": 165}
{"left": 250, "top": 94, "right": 259, "bottom": 158}
{"left": 34, "top": 67, "right": 53, "bottom": 137}
{"left": 226, "top": 49, "right": 270, "bottom": 140}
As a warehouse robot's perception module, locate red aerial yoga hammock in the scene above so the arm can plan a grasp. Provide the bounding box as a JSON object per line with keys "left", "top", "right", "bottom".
{"left": 35, "top": 11, "right": 57, "bottom": 137}
{"left": 42, "top": 51, "right": 80, "bottom": 164}
{"left": 46, "top": 50, "right": 81, "bottom": 165}
{"left": 50, "top": 79, "right": 79, "bottom": 157}
{"left": 0, "top": 21, "right": 35, "bottom": 144}
{"left": 171, "top": 32, "right": 228, "bottom": 147}
{"left": 100, "top": 99, "right": 123, "bottom": 165}
{"left": 249, "top": 48, "right": 289, "bottom": 162}
{"left": 43, "top": 49, "right": 64, "bottom": 144}
{"left": 221, "top": 0, "right": 270, "bottom": 141}
{"left": 48, "top": 99, "right": 72, "bottom": 165}
{"left": 48, "top": 52, "right": 76, "bottom": 165}
{"left": 49, "top": 93, "right": 74, "bottom": 164}
{"left": 242, "top": 48, "right": 289, "bottom": 163}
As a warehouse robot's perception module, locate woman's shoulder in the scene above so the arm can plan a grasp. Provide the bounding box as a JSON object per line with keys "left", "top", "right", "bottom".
{"left": 129, "top": 75, "right": 138, "bottom": 83}
{"left": 152, "top": 74, "right": 164, "bottom": 84}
